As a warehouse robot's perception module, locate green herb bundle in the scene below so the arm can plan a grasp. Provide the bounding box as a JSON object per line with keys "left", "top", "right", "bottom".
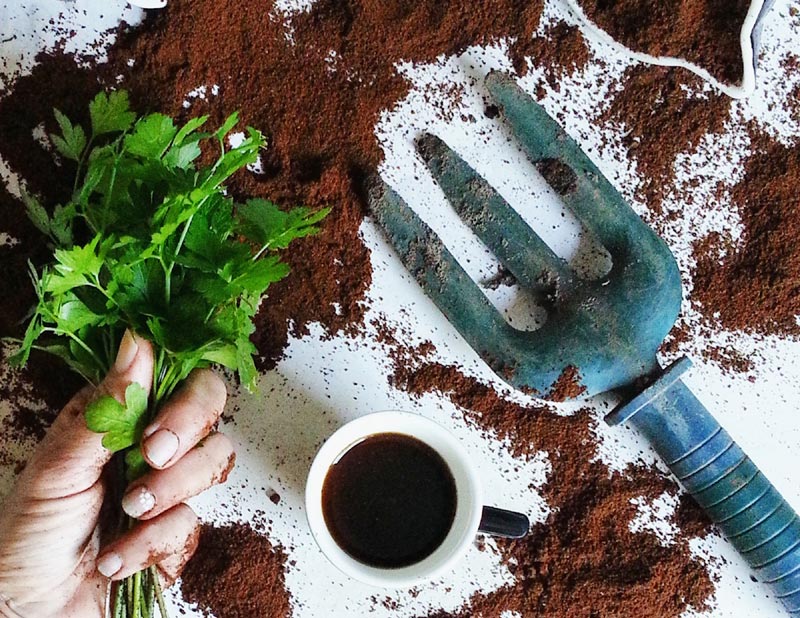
{"left": 10, "top": 91, "right": 328, "bottom": 616}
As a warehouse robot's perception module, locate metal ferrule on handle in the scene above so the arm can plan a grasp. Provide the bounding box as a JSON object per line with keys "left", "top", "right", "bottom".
{"left": 606, "top": 357, "right": 800, "bottom": 615}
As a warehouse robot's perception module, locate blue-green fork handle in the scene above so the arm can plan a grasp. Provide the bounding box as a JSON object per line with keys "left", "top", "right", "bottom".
{"left": 607, "top": 357, "right": 800, "bottom": 614}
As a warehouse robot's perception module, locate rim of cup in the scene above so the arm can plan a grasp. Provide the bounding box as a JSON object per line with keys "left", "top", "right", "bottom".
{"left": 305, "top": 411, "right": 484, "bottom": 588}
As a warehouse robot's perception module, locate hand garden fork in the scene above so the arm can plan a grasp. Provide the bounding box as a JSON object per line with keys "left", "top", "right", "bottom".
{"left": 370, "top": 71, "right": 800, "bottom": 613}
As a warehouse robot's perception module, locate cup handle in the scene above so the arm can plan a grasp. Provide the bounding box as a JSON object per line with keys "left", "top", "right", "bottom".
{"left": 478, "top": 506, "right": 530, "bottom": 538}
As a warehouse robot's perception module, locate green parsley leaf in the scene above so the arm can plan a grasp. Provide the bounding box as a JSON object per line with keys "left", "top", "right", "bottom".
{"left": 215, "top": 112, "right": 240, "bottom": 142}
{"left": 84, "top": 382, "right": 149, "bottom": 452}
{"left": 20, "top": 190, "right": 52, "bottom": 237}
{"left": 51, "top": 108, "right": 87, "bottom": 162}
{"left": 124, "top": 448, "right": 149, "bottom": 481}
{"left": 238, "top": 199, "right": 331, "bottom": 249}
{"left": 124, "top": 113, "right": 177, "bottom": 159}
{"left": 89, "top": 90, "right": 136, "bottom": 136}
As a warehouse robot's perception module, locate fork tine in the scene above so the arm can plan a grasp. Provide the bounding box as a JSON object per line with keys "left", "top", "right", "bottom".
{"left": 368, "top": 180, "right": 516, "bottom": 346}
{"left": 484, "top": 71, "right": 644, "bottom": 259}
{"left": 416, "top": 133, "right": 574, "bottom": 301}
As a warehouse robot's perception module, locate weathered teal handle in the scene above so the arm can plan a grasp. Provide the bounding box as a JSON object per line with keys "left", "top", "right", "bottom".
{"left": 607, "top": 357, "right": 800, "bottom": 614}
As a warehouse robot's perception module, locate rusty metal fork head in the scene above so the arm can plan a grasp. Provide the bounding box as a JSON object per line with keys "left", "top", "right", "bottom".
{"left": 370, "top": 72, "right": 682, "bottom": 400}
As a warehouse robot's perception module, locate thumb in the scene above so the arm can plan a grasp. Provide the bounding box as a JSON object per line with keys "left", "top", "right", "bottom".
{"left": 95, "top": 329, "right": 155, "bottom": 407}
{"left": 19, "top": 330, "right": 155, "bottom": 500}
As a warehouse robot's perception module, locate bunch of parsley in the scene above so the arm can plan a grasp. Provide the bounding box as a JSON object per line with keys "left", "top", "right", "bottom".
{"left": 10, "top": 91, "right": 328, "bottom": 617}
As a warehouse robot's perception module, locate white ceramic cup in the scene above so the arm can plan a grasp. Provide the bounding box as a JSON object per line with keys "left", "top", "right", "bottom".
{"left": 306, "top": 410, "right": 529, "bottom": 588}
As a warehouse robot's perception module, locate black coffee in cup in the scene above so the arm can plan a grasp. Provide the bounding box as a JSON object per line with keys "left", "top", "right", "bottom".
{"left": 321, "top": 432, "right": 457, "bottom": 568}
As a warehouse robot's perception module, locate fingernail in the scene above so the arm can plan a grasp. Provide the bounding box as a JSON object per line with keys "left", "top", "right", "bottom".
{"left": 143, "top": 429, "right": 179, "bottom": 467}
{"left": 122, "top": 485, "right": 156, "bottom": 518}
{"left": 97, "top": 553, "right": 123, "bottom": 578}
{"left": 113, "top": 330, "right": 139, "bottom": 372}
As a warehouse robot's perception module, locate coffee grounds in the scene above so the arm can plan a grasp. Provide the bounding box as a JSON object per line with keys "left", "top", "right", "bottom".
{"left": 179, "top": 522, "right": 292, "bottom": 618}
{"left": 578, "top": 0, "right": 750, "bottom": 85}
{"left": 546, "top": 365, "right": 587, "bottom": 402}
{"left": 691, "top": 126, "right": 800, "bottom": 337}
{"left": 528, "top": 22, "right": 592, "bottom": 93}
{"left": 599, "top": 64, "right": 731, "bottom": 216}
{"left": 388, "top": 360, "right": 714, "bottom": 617}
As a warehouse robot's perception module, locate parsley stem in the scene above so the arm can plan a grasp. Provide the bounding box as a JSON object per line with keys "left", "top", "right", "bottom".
{"left": 152, "top": 566, "right": 168, "bottom": 617}
{"left": 42, "top": 325, "right": 104, "bottom": 377}
{"left": 132, "top": 571, "right": 141, "bottom": 618}
{"left": 173, "top": 211, "right": 194, "bottom": 261}
{"left": 252, "top": 243, "right": 270, "bottom": 262}
{"left": 101, "top": 154, "right": 121, "bottom": 232}
{"left": 113, "top": 581, "right": 124, "bottom": 618}
{"left": 73, "top": 134, "right": 94, "bottom": 195}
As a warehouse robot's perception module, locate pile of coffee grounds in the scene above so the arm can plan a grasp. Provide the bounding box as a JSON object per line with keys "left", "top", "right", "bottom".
{"left": 578, "top": 0, "right": 750, "bottom": 85}
{"left": 692, "top": 126, "right": 800, "bottom": 337}
{"left": 527, "top": 22, "right": 591, "bottom": 93}
{"left": 388, "top": 360, "right": 714, "bottom": 617}
{"left": 180, "top": 522, "right": 292, "bottom": 618}
{"left": 600, "top": 64, "right": 731, "bottom": 216}
{"left": 546, "top": 365, "right": 587, "bottom": 402}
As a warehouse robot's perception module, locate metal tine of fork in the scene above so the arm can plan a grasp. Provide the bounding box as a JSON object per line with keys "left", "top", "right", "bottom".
{"left": 484, "top": 71, "right": 645, "bottom": 261}
{"left": 416, "top": 132, "right": 575, "bottom": 303}
{"left": 368, "top": 179, "right": 514, "bottom": 347}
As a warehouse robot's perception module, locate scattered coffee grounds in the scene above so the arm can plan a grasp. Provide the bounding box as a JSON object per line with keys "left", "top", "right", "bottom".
{"left": 527, "top": 22, "right": 591, "bottom": 92}
{"left": 600, "top": 64, "right": 731, "bottom": 216}
{"left": 691, "top": 126, "right": 800, "bottom": 337}
{"left": 390, "top": 360, "right": 715, "bottom": 617}
{"left": 180, "top": 522, "right": 292, "bottom": 618}
{"left": 578, "top": 0, "right": 750, "bottom": 85}
{"left": 546, "top": 365, "right": 587, "bottom": 402}
{"left": 700, "top": 344, "right": 755, "bottom": 375}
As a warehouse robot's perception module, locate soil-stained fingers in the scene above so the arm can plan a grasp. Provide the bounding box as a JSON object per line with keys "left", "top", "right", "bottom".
{"left": 122, "top": 432, "right": 236, "bottom": 520}
{"left": 95, "top": 504, "right": 200, "bottom": 582}
{"left": 141, "top": 369, "right": 227, "bottom": 469}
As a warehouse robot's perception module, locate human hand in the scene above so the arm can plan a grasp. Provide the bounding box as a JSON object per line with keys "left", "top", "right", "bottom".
{"left": 0, "top": 331, "right": 235, "bottom": 617}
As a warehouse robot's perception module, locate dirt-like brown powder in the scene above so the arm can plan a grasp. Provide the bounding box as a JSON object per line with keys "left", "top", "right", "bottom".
{"left": 579, "top": 0, "right": 750, "bottom": 85}
{"left": 692, "top": 126, "right": 800, "bottom": 337}
{"left": 180, "top": 522, "right": 292, "bottom": 618}
{"left": 389, "top": 360, "right": 714, "bottom": 618}
{"left": 527, "top": 22, "right": 592, "bottom": 93}
{"left": 600, "top": 64, "right": 731, "bottom": 216}
{"left": 546, "top": 365, "right": 587, "bottom": 402}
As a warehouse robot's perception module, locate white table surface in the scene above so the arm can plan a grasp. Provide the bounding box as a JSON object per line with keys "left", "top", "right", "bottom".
{"left": 2, "top": 1, "right": 800, "bottom": 616}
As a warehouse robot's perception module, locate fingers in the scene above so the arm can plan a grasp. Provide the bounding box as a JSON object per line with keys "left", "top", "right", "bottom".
{"left": 18, "top": 331, "right": 154, "bottom": 499}
{"left": 95, "top": 330, "right": 155, "bottom": 407}
{"left": 96, "top": 504, "right": 200, "bottom": 582}
{"left": 141, "top": 369, "right": 227, "bottom": 469}
{"left": 122, "top": 432, "right": 235, "bottom": 520}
